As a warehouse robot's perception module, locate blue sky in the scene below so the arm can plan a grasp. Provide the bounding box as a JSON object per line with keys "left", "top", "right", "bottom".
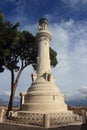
{"left": 0, "top": 0, "right": 87, "bottom": 105}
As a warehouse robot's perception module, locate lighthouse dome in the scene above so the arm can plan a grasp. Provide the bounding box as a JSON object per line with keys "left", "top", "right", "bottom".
{"left": 39, "top": 18, "right": 48, "bottom": 25}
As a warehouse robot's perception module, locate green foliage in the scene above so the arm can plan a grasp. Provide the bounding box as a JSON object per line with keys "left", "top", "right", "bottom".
{"left": 50, "top": 47, "right": 58, "bottom": 67}
{"left": 0, "top": 10, "right": 20, "bottom": 72}
{"left": 0, "top": 10, "right": 4, "bottom": 23}
{"left": 16, "top": 31, "right": 37, "bottom": 66}
{"left": 0, "top": 10, "right": 58, "bottom": 72}
{"left": 6, "top": 30, "right": 38, "bottom": 73}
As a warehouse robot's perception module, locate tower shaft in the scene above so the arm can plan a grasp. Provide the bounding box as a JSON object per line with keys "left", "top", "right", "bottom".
{"left": 36, "top": 19, "right": 51, "bottom": 76}
{"left": 36, "top": 33, "right": 51, "bottom": 76}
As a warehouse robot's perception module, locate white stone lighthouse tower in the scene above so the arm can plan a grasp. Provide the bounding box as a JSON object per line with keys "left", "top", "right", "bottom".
{"left": 21, "top": 18, "right": 68, "bottom": 112}
{"left": 10, "top": 18, "right": 82, "bottom": 127}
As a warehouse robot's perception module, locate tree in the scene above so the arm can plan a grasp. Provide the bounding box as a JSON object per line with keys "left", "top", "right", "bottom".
{"left": 0, "top": 10, "right": 19, "bottom": 72}
{"left": 0, "top": 10, "right": 4, "bottom": 23}
{"left": 50, "top": 47, "right": 58, "bottom": 67}
{"left": 6, "top": 31, "right": 37, "bottom": 115}
{"left": 0, "top": 20, "right": 20, "bottom": 72}
{"left": 0, "top": 10, "right": 20, "bottom": 115}
{"left": 0, "top": 10, "right": 6, "bottom": 72}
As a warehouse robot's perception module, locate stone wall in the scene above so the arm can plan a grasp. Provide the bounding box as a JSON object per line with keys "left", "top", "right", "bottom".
{"left": 0, "top": 109, "right": 87, "bottom": 130}
{"left": 6, "top": 111, "right": 82, "bottom": 128}
{"left": 8, "top": 112, "right": 44, "bottom": 126}
{"left": 50, "top": 112, "right": 82, "bottom": 127}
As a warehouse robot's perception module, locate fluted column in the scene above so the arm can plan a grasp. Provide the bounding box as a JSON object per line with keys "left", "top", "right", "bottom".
{"left": 36, "top": 18, "right": 52, "bottom": 76}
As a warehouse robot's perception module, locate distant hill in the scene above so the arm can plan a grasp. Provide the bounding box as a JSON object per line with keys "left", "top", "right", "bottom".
{"left": 0, "top": 99, "right": 20, "bottom": 106}
{"left": 0, "top": 102, "right": 3, "bottom": 106}
{"left": 0, "top": 98, "right": 87, "bottom": 107}
{"left": 66, "top": 98, "right": 87, "bottom": 106}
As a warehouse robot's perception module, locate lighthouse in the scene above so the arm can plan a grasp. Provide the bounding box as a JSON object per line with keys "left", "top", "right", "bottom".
{"left": 9, "top": 18, "right": 82, "bottom": 127}
{"left": 21, "top": 18, "right": 68, "bottom": 112}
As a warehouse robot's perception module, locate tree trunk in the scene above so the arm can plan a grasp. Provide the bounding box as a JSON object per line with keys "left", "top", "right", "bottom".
{"left": 6, "top": 69, "right": 14, "bottom": 116}
{"left": 6, "top": 68, "right": 23, "bottom": 117}
{"left": 7, "top": 84, "right": 16, "bottom": 115}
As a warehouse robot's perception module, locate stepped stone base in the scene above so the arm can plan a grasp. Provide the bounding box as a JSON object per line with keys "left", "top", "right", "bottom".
{"left": 21, "top": 77, "right": 68, "bottom": 113}
{"left": 8, "top": 111, "right": 82, "bottom": 127}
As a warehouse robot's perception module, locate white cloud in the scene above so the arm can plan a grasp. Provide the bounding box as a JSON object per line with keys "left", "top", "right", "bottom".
{"left": 16, "top": 0, "right": 27, "bottom": 14}
{"left": 82, "top": 0, "right": 87, "bottom": 4}
{"left": 64, "top": 91, "right": 84, "bottom": 101}
{"left": 65, "top": 19, "right": 74, "bottom": 27}
{"left": 0, "top": 89, "right": 10, "bottom": 96}
{"left": 79, "top": 86, "right": 87, "bottom": 95}
{"left": 64, "top": 86, "right": 87, "bottom": 102}
{"left": 10, "top": 0, "right": 28, "bottom": 25}
{"left": 0, "top": 88, "right": 20, "bottom": 102}
{"left": 3, "top": 90, "right": 11, "bottom": 96}
{"left": 48, "top": 19, "right": 87, "bottom": 100}
{"left": 21, "top": 24, "right": 37, "bottom": 35}
{"left": 61, "top": 0, "right": 87, "bottom": 7}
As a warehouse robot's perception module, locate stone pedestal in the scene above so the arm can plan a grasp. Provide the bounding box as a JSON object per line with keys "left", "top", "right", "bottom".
{"left": 21, "top": 77, "right": 67, "bottom": 112}
{"left": 0, "top": 108, "right": 4, "bottom": 122}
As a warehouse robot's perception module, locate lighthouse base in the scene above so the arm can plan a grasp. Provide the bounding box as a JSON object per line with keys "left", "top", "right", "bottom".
{"left": 8, "top": 76, "right": 82, "bottom": 127}
{"left": 8, "top": 111, "right": 82, "bottom": 127}
{"left": 21, "top": 76, "right": 67, "bottom": 112}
